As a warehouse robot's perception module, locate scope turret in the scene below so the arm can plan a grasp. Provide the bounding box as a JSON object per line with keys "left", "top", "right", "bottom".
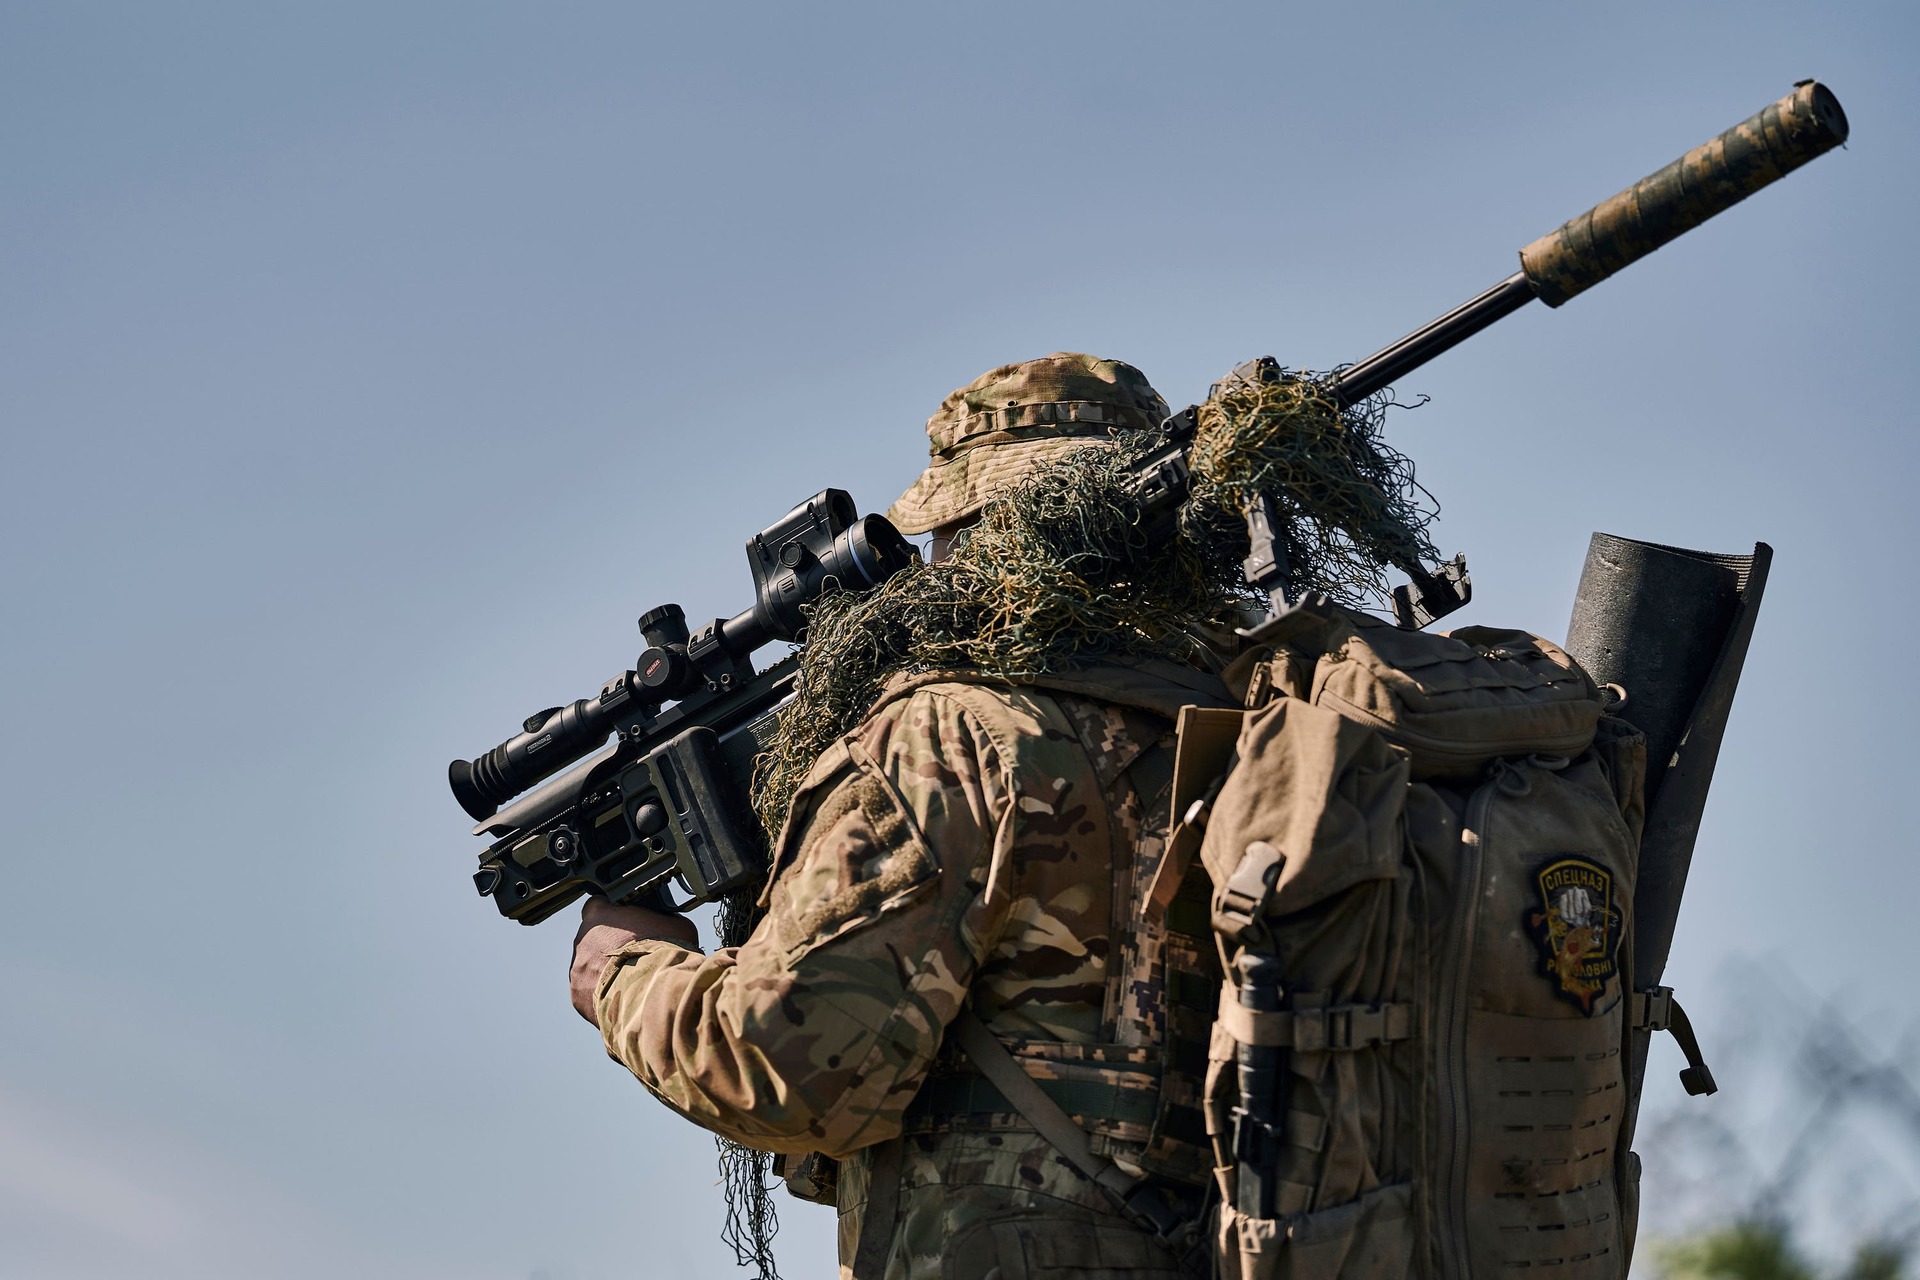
{"left": 638, "top": 604, "right": 690, "bottom": 648}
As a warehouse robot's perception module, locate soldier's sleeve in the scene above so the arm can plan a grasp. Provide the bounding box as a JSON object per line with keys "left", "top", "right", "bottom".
{"left": 592, "top": 686, "right": 1018, "bottom": 1158}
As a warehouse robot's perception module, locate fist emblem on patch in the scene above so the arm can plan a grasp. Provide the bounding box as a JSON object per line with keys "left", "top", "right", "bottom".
{"left": 1526, "top": 856, "right": 1621, "bottom": 1015}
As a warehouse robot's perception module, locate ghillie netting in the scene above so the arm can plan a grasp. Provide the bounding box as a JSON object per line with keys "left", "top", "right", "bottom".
{"left": 715, "top": 1132, "right": 783, "bottom": 1280}
{"left": 1188, "top": 370, "right": 1439, "bottom": 606}
{"left": 710, "top": 367, "right": 1435, "bottom": 1277}
{"left": 751, "top": 365, "right": 1438, "bottom": 842}
{"left": 716, "top": 893, "right": 780, "bottom": 1277}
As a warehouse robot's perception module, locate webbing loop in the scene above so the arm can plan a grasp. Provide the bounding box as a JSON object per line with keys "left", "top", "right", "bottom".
{"left": 1213, "top": 993, "right": 1416, "bottom": 1050}
{"left": 1632, "top": 985, "right": 1718, "bottom": 1096}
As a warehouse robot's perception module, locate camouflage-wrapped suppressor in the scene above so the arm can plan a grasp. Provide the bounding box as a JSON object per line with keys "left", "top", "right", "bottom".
{"left": 1520, "top": 81, "right": 1848, "bottom": 307}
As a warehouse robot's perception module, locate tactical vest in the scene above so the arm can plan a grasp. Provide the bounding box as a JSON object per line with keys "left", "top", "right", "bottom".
{"left": 775, "top": 660, "right": 1238, "bottom": 1241}
{"left": 892, "top": 661, "right": 1239, "bottom": 1190}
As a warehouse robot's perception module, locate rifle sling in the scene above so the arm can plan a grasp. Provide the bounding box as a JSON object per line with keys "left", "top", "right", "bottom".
{"left": 949, "top": 1008, "right": 1192, "bottom": 1241}
{"left": 909, "top": 1071, "right": 1161, "bottom": 1129}
{"left": 851, "top": 1137, "right": 904, "bottom": 1278}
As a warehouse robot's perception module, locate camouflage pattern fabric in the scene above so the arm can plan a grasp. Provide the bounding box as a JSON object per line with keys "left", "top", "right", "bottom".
{"left": 884, "top": 353, "right": 1170, "bottom": 536}
{"left": 1518, "top": 81, "right": 1847, "bottom": 308}
{"left": 593, "top": 665, "right": 1230, "bottom": 1278}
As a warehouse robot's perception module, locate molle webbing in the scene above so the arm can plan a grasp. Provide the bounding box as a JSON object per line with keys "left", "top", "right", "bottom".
{"left": 1148, "top": 864, "right": 1226, "bottom": 1174}
{"left": 1212, "top": 997, "right": 1415, "bottom": 1051}
{"left": 908, "top": 841, "right": 1222, "bottom": 1165}
{"left": 1163, "top": 876, "right": 1214, "bottom": 942}
{"left": 906, "top": 1038, "right": 1211, "bottom": 1153}
{"left": 944, "top": 1010, "right": 1206, "bottom": 1249}
{"left": 1164, "top": 963, "right": 1218, "bottom": 1078}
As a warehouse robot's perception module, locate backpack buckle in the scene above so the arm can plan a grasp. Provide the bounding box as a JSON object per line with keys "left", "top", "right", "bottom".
{"left": 1633, "top": 985, "right": 1719, "bottom": 1097}
{"left": 1633, "top": 986, "right": 1675, "bottom": 1032}
{"left": 1212, "top": 841, "right": 1285, "bottom": 943}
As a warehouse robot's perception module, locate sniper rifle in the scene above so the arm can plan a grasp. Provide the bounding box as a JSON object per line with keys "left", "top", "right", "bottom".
{"left": 449, "top": 80, "right": 1846, "bottom": 924}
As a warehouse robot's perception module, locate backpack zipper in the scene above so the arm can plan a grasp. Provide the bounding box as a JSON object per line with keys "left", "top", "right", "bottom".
{"left": 1435, "top": 778, "right": 1494, "bottom": 1280}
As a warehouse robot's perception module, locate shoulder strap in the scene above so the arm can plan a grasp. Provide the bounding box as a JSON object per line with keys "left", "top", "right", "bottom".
{"left": 872, "top": 661, "right": 1236, "bottom": 721}
{"left": 1123, "top": 739, "right": 1175, "bottom": 823}
{"left": 948, "top": 1008, "right": 1195, "bottom": 1243}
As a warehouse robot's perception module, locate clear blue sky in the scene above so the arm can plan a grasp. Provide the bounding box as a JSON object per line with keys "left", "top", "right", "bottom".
{"left": 3, "top": 3, "right": 1913, "bottom": 1277}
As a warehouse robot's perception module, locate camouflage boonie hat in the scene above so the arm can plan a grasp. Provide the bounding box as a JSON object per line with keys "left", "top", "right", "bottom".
{"left": 886, "top": 353, "right": 1171, "bottom": 535}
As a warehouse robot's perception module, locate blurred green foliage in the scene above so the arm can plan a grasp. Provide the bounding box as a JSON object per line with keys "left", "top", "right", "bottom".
{"left": 1655, "top": 1219, "right": 1909, "bottom": 1280}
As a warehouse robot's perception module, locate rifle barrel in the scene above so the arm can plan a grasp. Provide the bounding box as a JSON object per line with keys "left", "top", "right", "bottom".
{"left": 1330, "top": 272, "right": 1536, "bottom": 407}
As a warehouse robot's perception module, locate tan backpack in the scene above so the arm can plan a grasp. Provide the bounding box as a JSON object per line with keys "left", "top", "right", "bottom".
{"left": 1150, "top": 602, "right": 1715, "bottom": 1280}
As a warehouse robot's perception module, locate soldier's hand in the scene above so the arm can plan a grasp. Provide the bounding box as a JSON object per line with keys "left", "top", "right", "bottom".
{"left": 570, "top": 898, "right": 700, "bottom": 1026}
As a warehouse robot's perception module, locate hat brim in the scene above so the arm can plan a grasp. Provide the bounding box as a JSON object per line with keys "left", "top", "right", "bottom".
{"left": 885, "top": 437, "right": 1116, "bottom": 535}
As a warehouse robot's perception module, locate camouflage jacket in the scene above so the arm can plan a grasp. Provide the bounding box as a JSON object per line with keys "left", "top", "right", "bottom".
{"left": 592, "top": 661, "right": 1232, "bottom": 1279}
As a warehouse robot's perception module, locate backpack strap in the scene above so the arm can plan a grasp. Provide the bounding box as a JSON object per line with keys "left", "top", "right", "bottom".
{"left": 1123, "top": 739, "right": 1175, "bottom": 830}
{"left": 1213, "top": 993, "right": 1416, "bottom": 1051}
{"left": 851, "top": 1138, "right": 905, "bottom": 1278}
{"left": 1631, "top": 986, "right": 1718, "bottom": 1096}
{"left": 948, "top": 1007, "right": 1198, "bottom": 1246}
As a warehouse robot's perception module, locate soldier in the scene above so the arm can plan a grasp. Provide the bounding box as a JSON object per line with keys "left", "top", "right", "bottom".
{"left": 569, "top": 354, "right": 1229, "bottom": 1279}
